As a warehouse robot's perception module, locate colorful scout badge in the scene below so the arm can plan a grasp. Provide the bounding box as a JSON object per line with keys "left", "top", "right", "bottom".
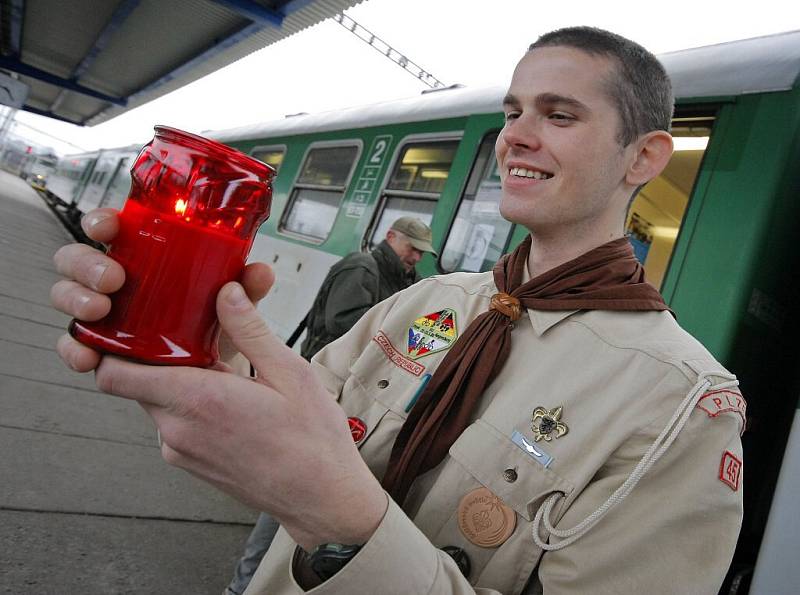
{"left": 407, "top": 309, "right": 457, "bottom": 359}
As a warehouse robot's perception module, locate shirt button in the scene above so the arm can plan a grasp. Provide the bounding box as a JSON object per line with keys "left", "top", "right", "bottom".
{"left": 503, "top": 468, "right": 518, "bottom": 483}
{"left": 377, "top": 379, "right": 390, "bottom": 389}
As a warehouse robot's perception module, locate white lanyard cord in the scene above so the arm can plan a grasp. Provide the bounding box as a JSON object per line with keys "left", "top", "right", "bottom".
{"left": 532, "top": 372, "right": 739, "bottom": 551}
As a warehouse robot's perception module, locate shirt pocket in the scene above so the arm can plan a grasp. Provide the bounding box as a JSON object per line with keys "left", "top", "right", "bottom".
{"left": 435, "top": 419, "right": 575, "bottom": 590}
{"left": 342, "top": 338, "right": 432, "bottom": 475}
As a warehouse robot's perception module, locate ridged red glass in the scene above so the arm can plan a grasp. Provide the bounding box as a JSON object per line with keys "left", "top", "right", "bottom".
{"left": 69, "top": 126, "right": 274, "bottom": 366}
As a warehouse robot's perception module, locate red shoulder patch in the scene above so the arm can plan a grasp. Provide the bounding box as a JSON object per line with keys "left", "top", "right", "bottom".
{"left": 696, "top": 389, "right": 747, "bottom": 435}
{"left": 719, "top": 451, "right": 742, "bottom": 491}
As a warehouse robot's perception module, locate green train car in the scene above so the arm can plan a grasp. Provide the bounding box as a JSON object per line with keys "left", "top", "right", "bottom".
{"left": 209, "top": 31, "right": 800, "bottom": 593}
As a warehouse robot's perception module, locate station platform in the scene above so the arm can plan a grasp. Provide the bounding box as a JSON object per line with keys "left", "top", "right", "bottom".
{"left": 0, "top": 170, "right": 255, "bottom": 594}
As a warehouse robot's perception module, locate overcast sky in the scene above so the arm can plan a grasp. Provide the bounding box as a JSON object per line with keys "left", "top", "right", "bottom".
{"left": 8, "top": 0, "right": 800, "bottom": 154}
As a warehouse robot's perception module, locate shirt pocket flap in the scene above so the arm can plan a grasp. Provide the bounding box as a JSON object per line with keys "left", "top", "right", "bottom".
{"left": 449, "top": 419, "right": 575, "bottom": 522}
{"left": 348, "top": 337, "right": 427, "bottom": 418}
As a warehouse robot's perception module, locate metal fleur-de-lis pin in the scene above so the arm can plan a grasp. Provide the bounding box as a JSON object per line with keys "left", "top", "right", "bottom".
{"left": 531, "top": 406, "right": 569, "bottom": 442}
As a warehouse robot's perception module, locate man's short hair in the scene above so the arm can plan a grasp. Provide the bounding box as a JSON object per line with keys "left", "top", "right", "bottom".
{"left": 530, "top": 27, "right": 674, "bottom": 146}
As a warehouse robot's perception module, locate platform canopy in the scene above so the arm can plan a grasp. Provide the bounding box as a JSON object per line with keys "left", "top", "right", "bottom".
{"left": 0, "top": 0, "right": 362, "bottom": 126}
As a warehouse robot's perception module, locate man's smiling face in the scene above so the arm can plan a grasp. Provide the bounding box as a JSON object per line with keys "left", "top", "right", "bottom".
{"left": 496, "top": 46, "right": 637, "bottom": 238}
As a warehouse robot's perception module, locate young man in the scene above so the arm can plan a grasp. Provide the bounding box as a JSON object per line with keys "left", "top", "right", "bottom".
{"left": 52, "top": 27, "right": 744, "bottom": 594}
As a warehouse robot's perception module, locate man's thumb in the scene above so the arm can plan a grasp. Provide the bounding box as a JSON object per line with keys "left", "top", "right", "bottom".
{"left": 216, "top": 282, "right": 298, "bottom": 382}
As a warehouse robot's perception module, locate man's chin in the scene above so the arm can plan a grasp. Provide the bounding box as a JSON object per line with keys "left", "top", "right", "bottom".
{"left": 499, "top": 201, "right": 534, "bottom": 228}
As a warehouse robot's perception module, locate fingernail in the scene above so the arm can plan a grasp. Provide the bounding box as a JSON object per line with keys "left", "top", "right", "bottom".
{"left": 226, "top": 284, "right": 249, "bottom": 308}
{"left": 90, "top": 263, "right": 108, "bottom": 289}
{"left": 87, "top": 214, "right": 110, "bottom": 229}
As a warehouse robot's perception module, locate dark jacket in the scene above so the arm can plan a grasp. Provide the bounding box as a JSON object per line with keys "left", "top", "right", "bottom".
{"left": 300, "top": 240, "right": 419, "bottom": 360}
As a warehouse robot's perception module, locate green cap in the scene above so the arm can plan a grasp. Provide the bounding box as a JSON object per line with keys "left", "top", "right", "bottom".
{"left": 390, "top": 217, "right": 437, "bottom": 256}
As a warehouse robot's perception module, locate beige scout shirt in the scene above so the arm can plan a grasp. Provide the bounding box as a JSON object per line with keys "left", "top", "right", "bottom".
{"left": 246, "top": 271, "right": 744, "bottom": 595}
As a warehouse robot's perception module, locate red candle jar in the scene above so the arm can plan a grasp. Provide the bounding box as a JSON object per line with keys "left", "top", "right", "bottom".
{"left": 69, "top": 126, "right": 274, "bottom": 366}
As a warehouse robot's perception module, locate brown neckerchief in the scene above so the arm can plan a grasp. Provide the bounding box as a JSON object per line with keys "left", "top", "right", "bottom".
{"left": 381, "top": 234, "right": 670, "bottom": 505}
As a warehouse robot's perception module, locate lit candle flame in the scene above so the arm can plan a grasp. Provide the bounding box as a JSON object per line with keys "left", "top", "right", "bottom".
{"left": 175, "top": 199, "right": 187, "bottom": 216}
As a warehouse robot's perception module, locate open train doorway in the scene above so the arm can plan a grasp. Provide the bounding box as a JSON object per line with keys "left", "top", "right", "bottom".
{"left": 626, "top": 115, "right": 714, "bottom": 289}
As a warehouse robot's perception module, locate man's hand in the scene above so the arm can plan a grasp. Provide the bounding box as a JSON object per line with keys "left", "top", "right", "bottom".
{"left": 51, "top": 207, "right": 273, "bottom": 373}
{"left": 94, "top": 281, "right": 388, "bottom": 551}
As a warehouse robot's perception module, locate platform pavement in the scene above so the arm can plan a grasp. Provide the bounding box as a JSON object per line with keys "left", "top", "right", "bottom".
{"left": 0, "top": 171, "right": 257, "bottom": 594}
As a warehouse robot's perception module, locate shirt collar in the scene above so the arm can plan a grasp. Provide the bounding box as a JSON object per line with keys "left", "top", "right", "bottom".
{"left": 526, "top": 309, "right": 579, "bottom": 336}
{"left": 518, "top": 256, "right": 578, "bottom": 336}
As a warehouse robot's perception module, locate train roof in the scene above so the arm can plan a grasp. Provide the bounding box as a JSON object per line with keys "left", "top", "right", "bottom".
{"left": 211, "top": 29, "right": 800, "bottom": 143}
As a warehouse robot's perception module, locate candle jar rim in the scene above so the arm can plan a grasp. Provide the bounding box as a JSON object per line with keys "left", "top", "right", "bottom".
{"left": 153, "top": 125, "right": 276, "bottom": 180}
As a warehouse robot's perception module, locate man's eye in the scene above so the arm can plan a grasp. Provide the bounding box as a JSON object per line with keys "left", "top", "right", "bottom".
{"left": 549, "top": 112, "right": 574, "bottom": 122}
{"left": 504, "top": 112, "right": 520, "bottom": 122}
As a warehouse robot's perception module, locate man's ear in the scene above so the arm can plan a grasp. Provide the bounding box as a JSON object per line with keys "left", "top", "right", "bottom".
{"left": 626, "top": 130, "right": 673, "bottom": 186}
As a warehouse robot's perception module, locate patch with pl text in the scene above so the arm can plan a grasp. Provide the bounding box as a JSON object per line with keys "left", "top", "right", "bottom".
{"left": 696, "top": 389, "right": 747, "bottom": 435}
{"left": 719, "top": 451, "right": 742, "bottom": 492}
{"left": 373, "top": 331, "right": 425, "bottom": 377}
{"left": 407, "top": 309, "right": 457, "bottom": 360}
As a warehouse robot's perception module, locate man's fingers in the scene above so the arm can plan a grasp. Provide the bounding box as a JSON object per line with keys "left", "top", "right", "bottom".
{"left": 53, "top": 243, "right": 125, "bottom": 293}
{"left": 56, "top": 334, "right": 102, "bottom": 372}
{"left": 80, "top": 208, "right": 120, "bottom": 243}
{"left": 217, "top": 282, "right": 306, "bottom": 389}
{"left": 50, "top": 279, "right": 112, "bottom": 320}
{"left": 241, "top": 262, "right": 275, "bottom": 305}
{"left": 94, "top": 356, "right": 194, "bottom": 408}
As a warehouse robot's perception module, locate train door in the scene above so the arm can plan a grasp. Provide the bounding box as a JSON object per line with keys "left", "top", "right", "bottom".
{"left": 98, "top": 153, "right": 136, "bottom": 210}
{"left": 77, "top": 152, "right": 119, "bottom": 212}
{"left": 72, "top": 154, "right": 100, "bottom": 206}
{"left": 362, "top": 134, "right": 461, "bottom": 251}
{"left": 627, "top": 114, "right": 715, "bottom": 290}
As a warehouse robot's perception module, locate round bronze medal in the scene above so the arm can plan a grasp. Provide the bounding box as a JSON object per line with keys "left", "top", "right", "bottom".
{"left": 457, "top": 487, "right": 517, "bottom": 547}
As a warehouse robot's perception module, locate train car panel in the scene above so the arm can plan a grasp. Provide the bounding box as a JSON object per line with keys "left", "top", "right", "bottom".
{"left": 248, "top": 235, "right": 341, "bottom": 341}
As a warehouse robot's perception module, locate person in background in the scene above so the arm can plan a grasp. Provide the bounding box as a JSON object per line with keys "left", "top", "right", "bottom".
{"left": 300, "top": 216, "right": 436, "bottom": 360}
{"left": 51, "top": 26, "right": 744, "bottom": 594}
{"left": 224, "top": 216, "right": 435, "bottom": 595}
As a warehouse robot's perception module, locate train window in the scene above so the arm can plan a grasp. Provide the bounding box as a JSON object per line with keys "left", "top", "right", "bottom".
{"left": 440, "top": 131, "right": 513, "bottom": 273}
{"left": 280, "top": 144, "right": 359, "bottom": 241}
{"left": 250, "top": 145, "right": 285, "bottom": 174}
{"left": 626, "top": 117, "right": 713, "bottom": 288}
{"left": 366, "top": 139, "right": 460, "bottom": 249}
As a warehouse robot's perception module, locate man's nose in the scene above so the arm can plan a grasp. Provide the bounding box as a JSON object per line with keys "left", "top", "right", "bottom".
{"left": 411, "top": 249, "right": 424, "bottom": 263}
{"left": 501, "top": 116, "right": 543, "bottom": 151}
